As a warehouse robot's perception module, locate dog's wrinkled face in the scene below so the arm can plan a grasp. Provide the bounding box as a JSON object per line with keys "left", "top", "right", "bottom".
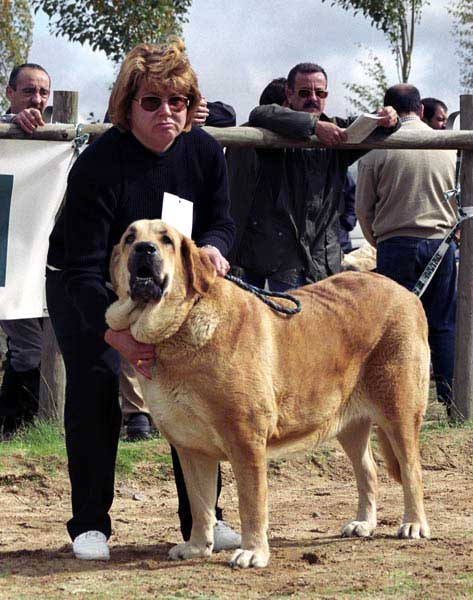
{"left": 113, "top": 220, "right": 179, "bottom": 304}
{"left": 111, "top": 219, "right": 217, "bottom": 309}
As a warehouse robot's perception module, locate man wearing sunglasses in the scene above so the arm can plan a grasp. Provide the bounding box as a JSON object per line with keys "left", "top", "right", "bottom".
{"left": 236, "top": 62, "right": 398, "bottom": 290}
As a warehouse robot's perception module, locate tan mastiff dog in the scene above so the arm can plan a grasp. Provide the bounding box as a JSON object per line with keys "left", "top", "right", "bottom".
{"left": 106, "top": 219, "right": 431, "bottom": 569}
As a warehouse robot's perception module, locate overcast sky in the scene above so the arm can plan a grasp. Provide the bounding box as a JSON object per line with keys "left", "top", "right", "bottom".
{"left": 29, "top": 0, "right": 460, "bottom": 124}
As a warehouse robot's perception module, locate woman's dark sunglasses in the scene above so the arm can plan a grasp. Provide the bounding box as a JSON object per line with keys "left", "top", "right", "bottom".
{"left": 134, "top": 95, "right": 190, "bottom": 112}
{"left": 297, "top": 89, "right": 328, "bottom": 99}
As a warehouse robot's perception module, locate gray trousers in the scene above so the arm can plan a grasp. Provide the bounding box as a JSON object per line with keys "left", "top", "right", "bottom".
{"left": 0, "top": 318, "right": 42, "bottom": 372}
{"left": 119, "top": 358, "right": 150, "bottom": 420}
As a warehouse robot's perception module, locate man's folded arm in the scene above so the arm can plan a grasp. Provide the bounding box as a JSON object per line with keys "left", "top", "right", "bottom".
{"left": 249, "top": 104, "right": 318, "bottom": 139}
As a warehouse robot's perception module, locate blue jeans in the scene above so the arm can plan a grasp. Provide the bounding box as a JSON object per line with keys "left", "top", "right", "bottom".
{"left": 377, "top": 237, "right": 457, "bottom": 405}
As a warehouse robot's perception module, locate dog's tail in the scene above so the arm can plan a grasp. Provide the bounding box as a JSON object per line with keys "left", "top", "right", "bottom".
{"left": 375, "top": 427, "right": 402, "bottom": 484}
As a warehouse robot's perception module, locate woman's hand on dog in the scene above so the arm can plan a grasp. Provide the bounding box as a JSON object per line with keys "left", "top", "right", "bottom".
{"left": 104, "top": 328, "right": 155, "bottom": 379}
{"left": 202, "top": 245, "right": 229, "bottom": 276}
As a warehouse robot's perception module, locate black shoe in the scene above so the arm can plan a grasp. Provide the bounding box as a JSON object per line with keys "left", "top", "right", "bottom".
{"left": 126, "top": 413, "right": 151, "bottom": 441}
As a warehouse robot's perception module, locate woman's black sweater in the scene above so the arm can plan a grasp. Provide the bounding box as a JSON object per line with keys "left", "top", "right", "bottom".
{"left": 47, "top": 125, "right": 235, "bottom": 335}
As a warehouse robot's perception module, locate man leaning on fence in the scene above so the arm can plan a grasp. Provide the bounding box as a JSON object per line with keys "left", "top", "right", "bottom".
{"left": 0, "top": 63, "right": 51, "bottom": 436}
{"left": 355, "top": 84, "right": 457, "bottom": 419}
{"left": 236, "top": 62, "right": 398, "bottom": 291}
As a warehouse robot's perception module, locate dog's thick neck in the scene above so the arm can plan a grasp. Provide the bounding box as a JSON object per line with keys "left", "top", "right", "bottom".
{"left": 131, "top": 289, "right": 206, "bottom": 345}
{"left": 106, "top": 283, "right": 217, "bottom": 348}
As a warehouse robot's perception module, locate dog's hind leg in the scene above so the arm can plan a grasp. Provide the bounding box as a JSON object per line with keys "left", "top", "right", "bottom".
{"left": 371, "top": 352, "right": 430, "bottom": 539}
{"left": 377, "top": 417, "right": 430, "bottom": 540}
{"left": 168, "top": 449, "right": 219, "bottom": 560}
{"left": 364, "top": 309, "right": 430, "bottom": 540}
{"left": 227, "top": 446, "right": 270, "bottom": 569}
{"left": 337, "top": 417, "right": 378, "bottom": 537}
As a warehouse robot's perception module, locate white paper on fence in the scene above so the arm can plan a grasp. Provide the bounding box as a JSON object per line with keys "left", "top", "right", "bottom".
{"left": 0, "top": 139, "right": 74, "bottom": 319}
{"left": 345, "top": 113, "right": 382, "bottom": 143}
{"left": 161, "top": 192, "right": 193, "bottom": 237}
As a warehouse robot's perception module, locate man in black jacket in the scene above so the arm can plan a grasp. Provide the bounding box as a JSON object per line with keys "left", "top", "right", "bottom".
{"left": 228, "top": 62, "right": 397, "bottom": 290}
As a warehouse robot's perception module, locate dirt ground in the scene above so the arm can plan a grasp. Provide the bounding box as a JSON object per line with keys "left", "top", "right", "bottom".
{"left": 1, "top": 407, "right": 472, "bottom": 600}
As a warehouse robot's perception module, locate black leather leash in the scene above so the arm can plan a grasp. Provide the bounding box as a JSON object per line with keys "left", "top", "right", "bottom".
{"left": 224, "top": 274, "right": 302, "bottom": 315}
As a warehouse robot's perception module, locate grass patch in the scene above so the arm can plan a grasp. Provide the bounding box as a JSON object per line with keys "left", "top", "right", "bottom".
{"left": 454, "top": 573, "right": 473, "bottom": 595}
{"left": 115, "top": 438, "right": 171, "bottom": 476}
{"left": 420, "top": 418, "right": 473, "bottom": 443}
{"left": 308, "top": 446, "right": 334, "bottom": 469}
{"left": 0, "top": 421, "right": 66, "bottom": 460}
{"left": 0, "top": 420, "right": 171, "bottom": 479}
{"left": 382, "top": 570, "right": 421, "bottom": 595}
{"left": 423, "top": 418, "right": 473, "bottom": 431}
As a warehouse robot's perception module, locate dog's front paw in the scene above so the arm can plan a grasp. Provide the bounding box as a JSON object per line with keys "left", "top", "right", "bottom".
{"left": 229, "top": 548, "right": 269, "bottom": 569}
{"left": 168, "top": 542, "right": 212, "bottom": 561}
{"left": 398, "top": 521, "right": 430, "bottom": 540}
{"left": 341, "top": 520, "right": 375, "bottom": 538}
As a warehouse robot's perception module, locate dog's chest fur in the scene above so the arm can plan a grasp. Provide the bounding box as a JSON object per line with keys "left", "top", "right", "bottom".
{"left": 141, "top": 375, "right": 225, "bottom": 455}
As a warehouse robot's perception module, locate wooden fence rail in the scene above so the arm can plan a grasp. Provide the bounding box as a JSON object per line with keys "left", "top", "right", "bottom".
{"left": 2, "top": 121, "right": 473, "bottom": 150}
{"left": 1, "top": 92, "right": 472, "bottom": 422}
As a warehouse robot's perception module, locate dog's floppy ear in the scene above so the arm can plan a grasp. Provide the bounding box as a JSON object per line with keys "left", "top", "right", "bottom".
{"left": 181, "top": 237, "right": 217, "bottom": 295}
{"left": 109, "top": 243, "right": 121, "bottom": 292}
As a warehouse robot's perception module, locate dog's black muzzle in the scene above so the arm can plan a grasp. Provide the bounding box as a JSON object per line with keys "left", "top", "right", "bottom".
{"left": 128, "top": 241, "right": 168, "bottom": 303}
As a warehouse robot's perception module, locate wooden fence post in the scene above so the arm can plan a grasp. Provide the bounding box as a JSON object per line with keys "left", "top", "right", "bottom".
{"left": 38, "top": 91, "right": 78, "bottom": 421}
{"left": 453, "top": 94, "right": 473, "bottom": 421}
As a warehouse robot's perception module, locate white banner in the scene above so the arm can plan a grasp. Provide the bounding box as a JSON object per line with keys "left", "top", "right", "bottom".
{"left": 0, "top": 139, "right": 75, "bottom": 319}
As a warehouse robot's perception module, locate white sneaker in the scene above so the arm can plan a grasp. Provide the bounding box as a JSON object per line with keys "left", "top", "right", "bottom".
{"left": 73, "top": 530, "right": 110, "bottom": 561}
{"left": 213, "top": 520, "right": 241, "bottom": 552}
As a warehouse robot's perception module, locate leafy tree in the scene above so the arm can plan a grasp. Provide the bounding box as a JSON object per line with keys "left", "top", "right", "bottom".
{"left": 323, "top": 1, "right": 429, "bottom": 112}
{"left": 31, "top": 0, "right": 193, "bottom": 64}
{"left": 0, "top": 0, "right": 34, "bottom": 112}
{"left": 322, "top": 1, "right": 427, "bottom": 83}
{"left": 449, "top": 0, "right": 473, "bottom": 92}
{"left": 344, "top": 44, "right": 389, "bottom": 112}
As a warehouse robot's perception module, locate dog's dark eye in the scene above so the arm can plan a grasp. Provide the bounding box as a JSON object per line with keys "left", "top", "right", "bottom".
{"left": 162, "top": 235, "right": 173, "bottom": 246}
{"left": 124, "top": 233, "right": 135, "bottom": 245}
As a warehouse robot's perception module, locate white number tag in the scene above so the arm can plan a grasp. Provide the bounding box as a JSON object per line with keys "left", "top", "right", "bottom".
{"left": 161, "top": 192, "right": 193, "bottom": 238}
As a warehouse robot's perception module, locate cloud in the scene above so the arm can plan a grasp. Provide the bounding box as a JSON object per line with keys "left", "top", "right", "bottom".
{"left": 29, "top": 11, "right": 115, "bottom": 122}
{"left": 28, "top": 1, "right": 461, "bottom": 123}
